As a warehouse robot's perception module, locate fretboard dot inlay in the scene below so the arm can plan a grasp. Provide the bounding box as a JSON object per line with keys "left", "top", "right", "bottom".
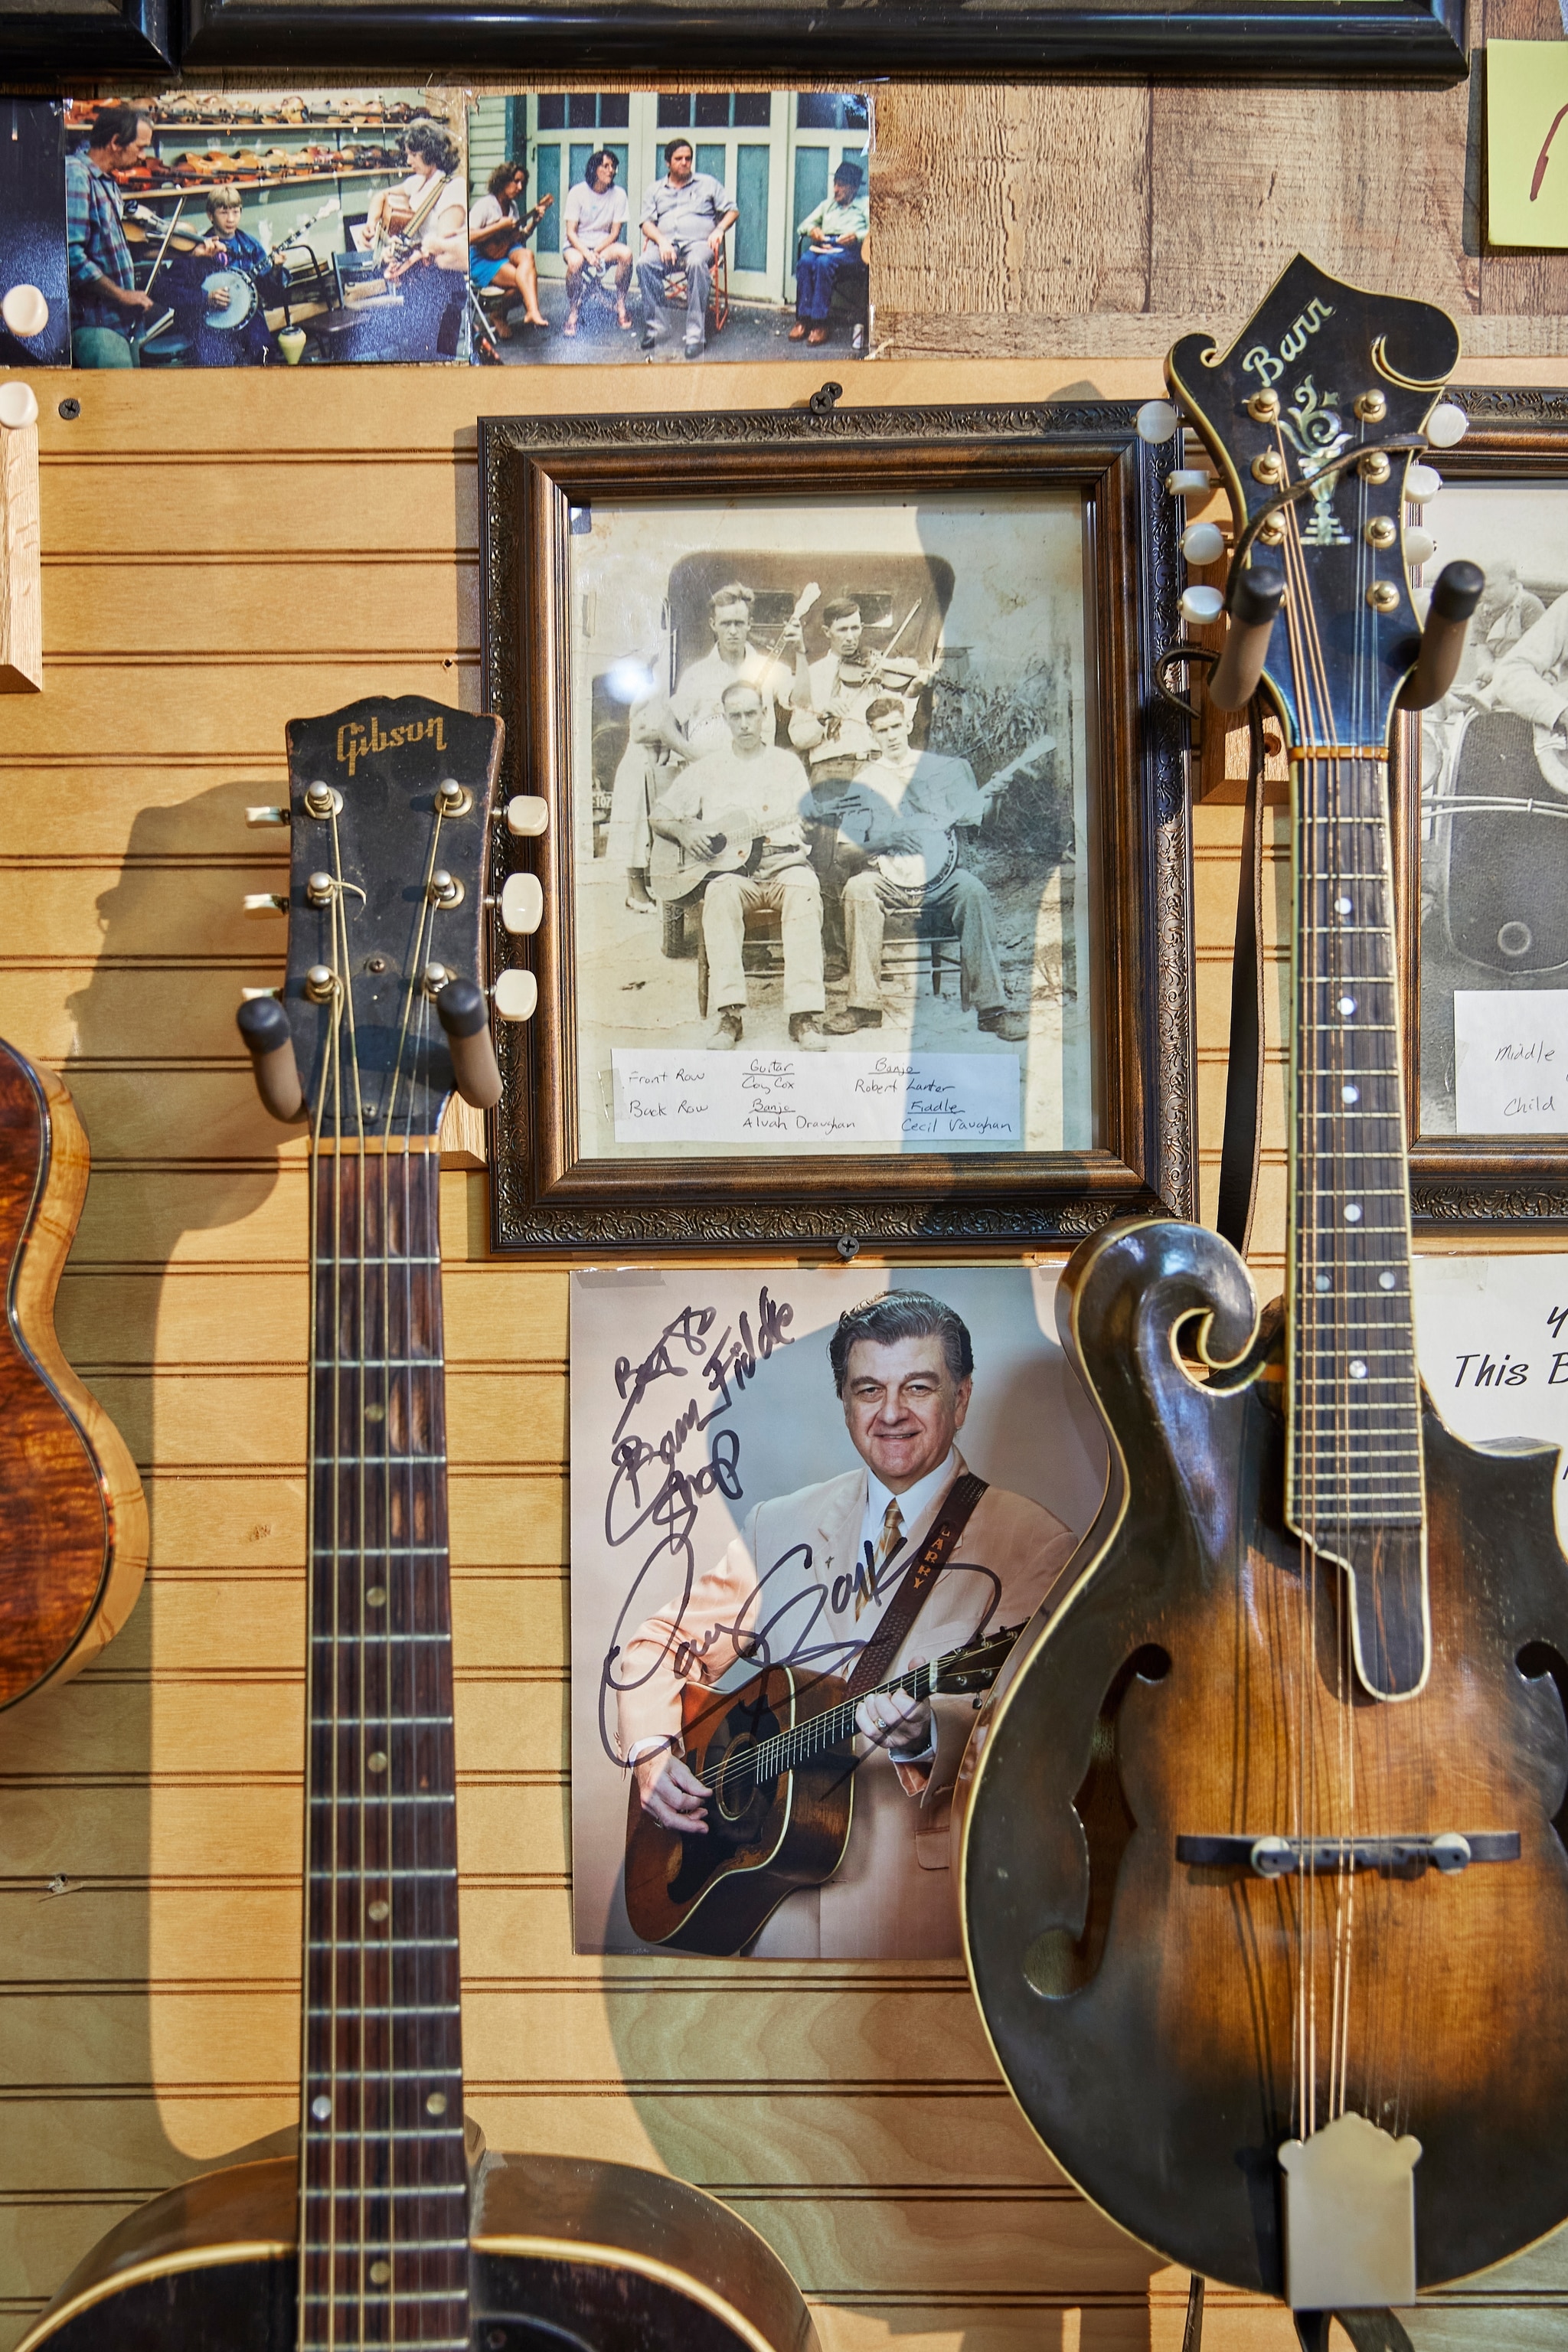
{"left": 1380, "top": 1271, "right": 1397, "bottom": 1290}
{"left": 367, "top": 1585, "right": 387, "bottom": 1605}
{"left": 1345, "top": 1204, "right": 1362, "bottom": 1223}
{"left": 1342, "top": 1084, "right": 1359, "bottom": 1103}
{"left": 1350, "top": 1361, "right": 1368, "bottom": 1380}
{"left": 426, "top": 2091, "right": 449, "bottom": 2115}
{"left": 312, "top": 2095, "right": 332, "bottom": 2120}
{"left": 367, "top": 1750, "right": 388, "bottom": 1772}
{"left": 1338, "top": 995, "right": 1357, "bottom": 1016}
{"left": 370, "top": 2261, "right": 391, "bottom": 2285}
{"left": 368, "top": 1900, "right": 389, "bottom": 1921}
{"left": 1315, "top": 1275, "right": 1331, "bottom": 1293}
{"left": 1335, "top": 894, "right": 1353, "bottom": 914}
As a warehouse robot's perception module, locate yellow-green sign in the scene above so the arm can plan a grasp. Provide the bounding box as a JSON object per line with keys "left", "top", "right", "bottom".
{"left": 1488, "top": 41, "right": 1568, "bottom": 250}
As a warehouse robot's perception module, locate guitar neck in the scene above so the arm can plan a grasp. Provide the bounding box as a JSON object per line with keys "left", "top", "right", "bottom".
{"left": 1286, "top": 750, "right": 1424, "bottom": 1546}
{"left": 300, "top": 1135, "right": 469, "bottom": 2350}
{"left": 703, "top": 1658, "right": 935, "bottom": 1790}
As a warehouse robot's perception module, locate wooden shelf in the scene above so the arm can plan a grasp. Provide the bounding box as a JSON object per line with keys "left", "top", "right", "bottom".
{"left": 123, "top": 168, "right": 397, "bottom": 201}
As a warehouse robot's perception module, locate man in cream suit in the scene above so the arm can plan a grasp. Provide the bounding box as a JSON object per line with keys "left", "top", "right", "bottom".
{"left": 616, "top": 1290, "right": 1076, "bottom": 1958}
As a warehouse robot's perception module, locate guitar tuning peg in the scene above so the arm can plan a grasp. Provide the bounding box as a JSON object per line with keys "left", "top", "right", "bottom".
{"left": 1179, "top": 521, "right": 1227, "bottom": 566}
{"left": 1135, "top": 400, "right": 1181, "bottom": 446}
{"left": 493, "top": 969, "right": 538, "bottom": 1023}
{"left": 237, "top": 995, "right": 305, "bottom": 1123}
{"left": 1166, "top": 468, "right": 1213, "bottom": 497}
{"left": 242, "top": 892, "right": 289, "bottom": 917}
{"left": 1405, "top": 464, "right": 1442, "bottom": 505}
{"left": 1403, "top": 528, "right": 1437, "bottom": 567}
{"left": 1425, "top": 402, "right": 1468, "bottom": 449}
{"left": 505, "top": 795, "right": 549, "bottom": 837}
{"left": 435, "top": 976, "right": 503, "bottom": 1110}
{"left": 1179, "top": 585, "right": 1225, "bottom": 626}
{"left": 499, "top": 873, "right": 544, "bottom": 936}
{"left": 246, "top": 805, "right": 290, "bottom": 828}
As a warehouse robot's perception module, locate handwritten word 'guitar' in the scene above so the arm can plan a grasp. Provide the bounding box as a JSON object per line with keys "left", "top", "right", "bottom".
{"left": 628, "top": 1622, "right": 1021, "bottom": 1954}
{"left": 0, "top": 1038, "right": 145, "bottom": 1712}
{"left": 960, "top": 256, "right": 1568, "bottom": 2317}
{"left": 17, "top": 694, "right": 818, "bottom": 2352}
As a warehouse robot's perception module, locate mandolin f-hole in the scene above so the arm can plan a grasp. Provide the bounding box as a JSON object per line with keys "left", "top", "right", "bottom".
{"left": 1023, "top": 1643, "right": 1171, "bottom": 1999}
{"left": 1517, "top": 1642, "right": 1568, "bottom": 1853}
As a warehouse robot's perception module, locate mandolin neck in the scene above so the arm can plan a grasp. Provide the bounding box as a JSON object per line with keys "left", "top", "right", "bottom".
{"left": 299, "top": 1135, "right": 469, "bottom": 2349}
{"left": 1285, "top": 749, "right": 1429, "bottom": 1696}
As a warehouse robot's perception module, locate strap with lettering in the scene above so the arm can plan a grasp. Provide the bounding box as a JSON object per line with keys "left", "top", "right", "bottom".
{"left": 845, "top": 1472, "right": 988, "bottom": 1699}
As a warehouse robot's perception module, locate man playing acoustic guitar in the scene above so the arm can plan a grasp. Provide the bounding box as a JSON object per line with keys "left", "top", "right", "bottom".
{"left": 618, "top": 1291, "right": 1075, "bottom": 1958}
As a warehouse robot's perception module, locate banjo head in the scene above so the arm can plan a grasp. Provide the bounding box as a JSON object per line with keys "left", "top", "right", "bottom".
{"left": 201, "top": 268, "right": 257, "bottom": 329}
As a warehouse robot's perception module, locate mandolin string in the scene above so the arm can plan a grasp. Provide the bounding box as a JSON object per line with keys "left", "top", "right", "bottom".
{"left": 326, "top": 881, "right": 348, "bottom": 2352}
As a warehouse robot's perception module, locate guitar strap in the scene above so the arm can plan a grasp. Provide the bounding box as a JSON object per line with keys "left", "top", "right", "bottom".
{"left": 1215, "top": 692, "right": 1271, "bottom": 1258}
{"left": 844, "top": 1471, "right": 988, "bottom": 1699}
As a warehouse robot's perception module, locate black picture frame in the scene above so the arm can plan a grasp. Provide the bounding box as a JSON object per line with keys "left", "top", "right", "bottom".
{"left": 1397, "top": 386, "right": 1568, "bottom": 1231}
{"left": 176, "top": 0, "right": 1465, "bottom": 77}
{"left": 1, "top": 0, "right": 175, "bottom": 76}
{"left": 479, "top": 397, "right": 1194, "bottom": 1257}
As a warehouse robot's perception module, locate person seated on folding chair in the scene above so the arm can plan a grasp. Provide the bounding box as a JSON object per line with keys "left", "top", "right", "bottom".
{"left": 651, "top": 680, "right": 828, "bottom": 1052}
{"left": 791, "top": 160, "right": 868, "bottom": 348}
{"left": 638, "top": 138, "right": 737, "bottom": 360}
{"left": 825, "top": 695, "right": 1028, "bottom": 1041}
{"left": 468, "top": 158, "right": 548, "bottom": 335}
{"left": 564, "top": 149, "right": 633, "bottom": 338}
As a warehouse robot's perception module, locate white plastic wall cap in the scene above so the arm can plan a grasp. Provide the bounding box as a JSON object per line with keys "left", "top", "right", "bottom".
{"left": 1425, "top": 403, "right": 1468, "bottom": 450}
{"left": 1135, "top": 400, "right": 1180, "bottom": 446}
{"left": 1403, "top": 528, "right": 1437, "bottom": 567}
{"left": 1179, "top": 585, "right": 1226, "bottom": 625}
{"left": 1404, "top": 465, "right": 1442, "bottom": 504}
{"left": 0, "top": 381, "right": 38, "bottom": 430}
{"left": 1180, "top": 521, "right": 1227, "bottom": 566}
{"left": 501, "top": 872, "right": 544, "bottom": 936}
{"left": 494, "top": 968, "right": 538, "bottom": 1022}
{"left": 1, "top": 283, "right": 48, "bottom": 339}
{"left": 506, "top": 795, "right": 549, "bottom": 836}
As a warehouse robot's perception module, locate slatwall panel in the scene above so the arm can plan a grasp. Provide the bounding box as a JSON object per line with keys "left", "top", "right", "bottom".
{"left": 0, "top": 345, "right": 1563, "bottom": 2352}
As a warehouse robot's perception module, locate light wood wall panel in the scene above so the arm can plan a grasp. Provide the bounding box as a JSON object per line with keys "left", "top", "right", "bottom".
{"left": 0, "top": 280, "right": 1564, "bottom": 2352}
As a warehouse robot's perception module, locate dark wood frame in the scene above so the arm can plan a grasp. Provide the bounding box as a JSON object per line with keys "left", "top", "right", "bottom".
{"left": 2, "top": 0, "right": 175, "bottom": 75}
{"left": 1399, "top": 385, "right": 1568, "bottom": 1231}
{"left": 480, "top": 398, "right": 1193, "bottom": 1256}
{"left": 172, "top": 0, "right": 1464, "bottom": 78}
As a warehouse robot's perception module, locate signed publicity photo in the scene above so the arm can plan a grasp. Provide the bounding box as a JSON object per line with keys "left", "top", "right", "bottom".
{"left": 569, "top": 1266, "right": 1105, "bottom": 1959}
{"left": 1416, "top": 479, "right": 1568, "bottom": 1141}
{"left": 567, "top": 490, "right": 1092, "bottom": 1162}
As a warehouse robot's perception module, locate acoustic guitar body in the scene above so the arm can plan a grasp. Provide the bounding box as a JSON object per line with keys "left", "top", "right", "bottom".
{"left": 17, "top": 2148, "right": 818, "bottom": 2352}
{"left": 0, "top": 1038, "right": 146, "bottom": 1710}
{"left": 624, "top": 1666, "right": 853, "bottom": 1953}
{"left": 960, "top": 1217, "right": 1568, "bottom": 2296}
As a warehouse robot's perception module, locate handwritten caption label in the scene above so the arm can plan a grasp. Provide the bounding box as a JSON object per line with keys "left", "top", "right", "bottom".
{"left": 1454, "top": 990, "right": 1568, "bottom": 1135}
{"left": 611, "top": 1050, "right": 1021, "bottom": 1148}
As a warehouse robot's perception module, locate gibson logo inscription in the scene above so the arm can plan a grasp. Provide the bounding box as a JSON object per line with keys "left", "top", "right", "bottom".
{"left": 336, "top": 713, "right": 448, "bottom": 776}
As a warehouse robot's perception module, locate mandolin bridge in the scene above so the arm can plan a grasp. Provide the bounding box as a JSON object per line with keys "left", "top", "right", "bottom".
{"left": 1176, "top": 1831, "right": 1520, "bottom": 1877}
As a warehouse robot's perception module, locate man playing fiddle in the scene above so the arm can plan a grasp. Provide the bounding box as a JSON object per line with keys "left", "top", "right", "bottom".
{"left": 65, "top": 104, "right": 157, "bottom": 368}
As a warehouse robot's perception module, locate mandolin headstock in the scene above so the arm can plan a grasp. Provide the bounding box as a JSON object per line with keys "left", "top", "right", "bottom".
{"left": 1164, "top": 253, "right": 1465, "bottom": 750}
{"left": 237, "top": 694, "right": 508, "bottom": 1143}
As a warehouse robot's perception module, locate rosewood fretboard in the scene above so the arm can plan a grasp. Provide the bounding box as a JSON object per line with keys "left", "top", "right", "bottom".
{"left": 300, "top": 1136, "right": 469, "bottom": 2350}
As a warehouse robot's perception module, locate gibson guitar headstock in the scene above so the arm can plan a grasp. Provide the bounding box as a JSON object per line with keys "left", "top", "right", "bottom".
{"left": 234, "top": 694, "right": 544, "bottom": 1141}
{"left": 1145, "top": 253, "right": 1482, "bottom": 745}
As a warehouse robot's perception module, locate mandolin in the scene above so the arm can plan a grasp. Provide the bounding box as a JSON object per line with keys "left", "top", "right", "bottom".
{"left": 959, "top": 257, "right": 1568, "bottom": 2317}
{"left": 16, "top": 695, "right": 819, "bottom": 2352}
{"left": 0, "top": 1037, "right": 146, "bottom": 1712}
{"left": 626, "top": 1622, "right": 1021, "bottom": 1954}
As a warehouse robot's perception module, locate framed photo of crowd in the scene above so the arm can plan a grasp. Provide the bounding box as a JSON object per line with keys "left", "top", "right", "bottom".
{"left": 1397, "top": 391, "right": 1568, "bottom": 1228}
{"left": 480, "top": 399, "right": 1193, "bottom": 1254}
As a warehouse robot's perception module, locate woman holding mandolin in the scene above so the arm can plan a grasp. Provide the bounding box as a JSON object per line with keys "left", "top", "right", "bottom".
{"left": 467, "top": 156, "right": 550, "bottom": 334}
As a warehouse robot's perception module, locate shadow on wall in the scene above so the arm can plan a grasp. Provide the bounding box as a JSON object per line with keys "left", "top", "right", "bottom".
{"left": 0, "top": 779, "right": 299, "bottom": 2331}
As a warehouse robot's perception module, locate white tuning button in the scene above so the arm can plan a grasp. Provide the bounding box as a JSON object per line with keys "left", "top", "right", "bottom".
{"left": 0, "top": 381, "right": 38, "bottom": 430}
{"left": 1403, "top": 528, "right": 1437, "bottom": 567}
{"left": 2, "top": 284, "right": 49, "bottom": 340}
{"left": 506, "top": 795, "right": 549, "bottom": 837}
{"left": 1135, "top": 400, "right": 1180, "bottom": 446}
{"left": 1426, "top": 402, "right": 1468, "bottom": 449}
{"left": 1166, "top": 468, "right": 1212, "bottom": 497}
{"left": 1179, "top": 585, "right": 1226, "bottom": 626}
{"left": 501, "top": 872, "right": 544, "bottom": 935}
{"left": 494, "top": 969, "right": 538, "bottom": 1023}
{"left": 1405, "top": 463, "right": 1442, "bottom": 504}
{"left": 246, "top": 805, "right": 290, "bottom": 828}
{"left": 243, "top": 893, "right": 289, "bottom": 918}
{"left": 1180, "top": 521, "right": 1227, "bottom": 566}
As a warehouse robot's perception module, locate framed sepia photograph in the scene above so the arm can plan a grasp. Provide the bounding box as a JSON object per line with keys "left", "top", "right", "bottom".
{"left": 481, "top": 399, "right": 1191, "bottom": 1254}
{"left": 1399, "top": 390, "right": 1568, "bottom": 1227}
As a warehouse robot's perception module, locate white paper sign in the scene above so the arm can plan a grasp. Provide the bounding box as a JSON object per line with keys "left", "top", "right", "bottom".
{"left": 1412, "top": 1255, "right": 1568, "bottom": 1547}
{"left": 611, "top": 1049, "right": 1021, "bottom": 1148}
{"left": 1453, "top": 989, "right": 1568, "bottom": 1135}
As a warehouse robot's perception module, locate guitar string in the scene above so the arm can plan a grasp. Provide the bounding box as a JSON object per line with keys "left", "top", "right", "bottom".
{"left": 697, "top": 1655, "right": 945, "bottom": 1796}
